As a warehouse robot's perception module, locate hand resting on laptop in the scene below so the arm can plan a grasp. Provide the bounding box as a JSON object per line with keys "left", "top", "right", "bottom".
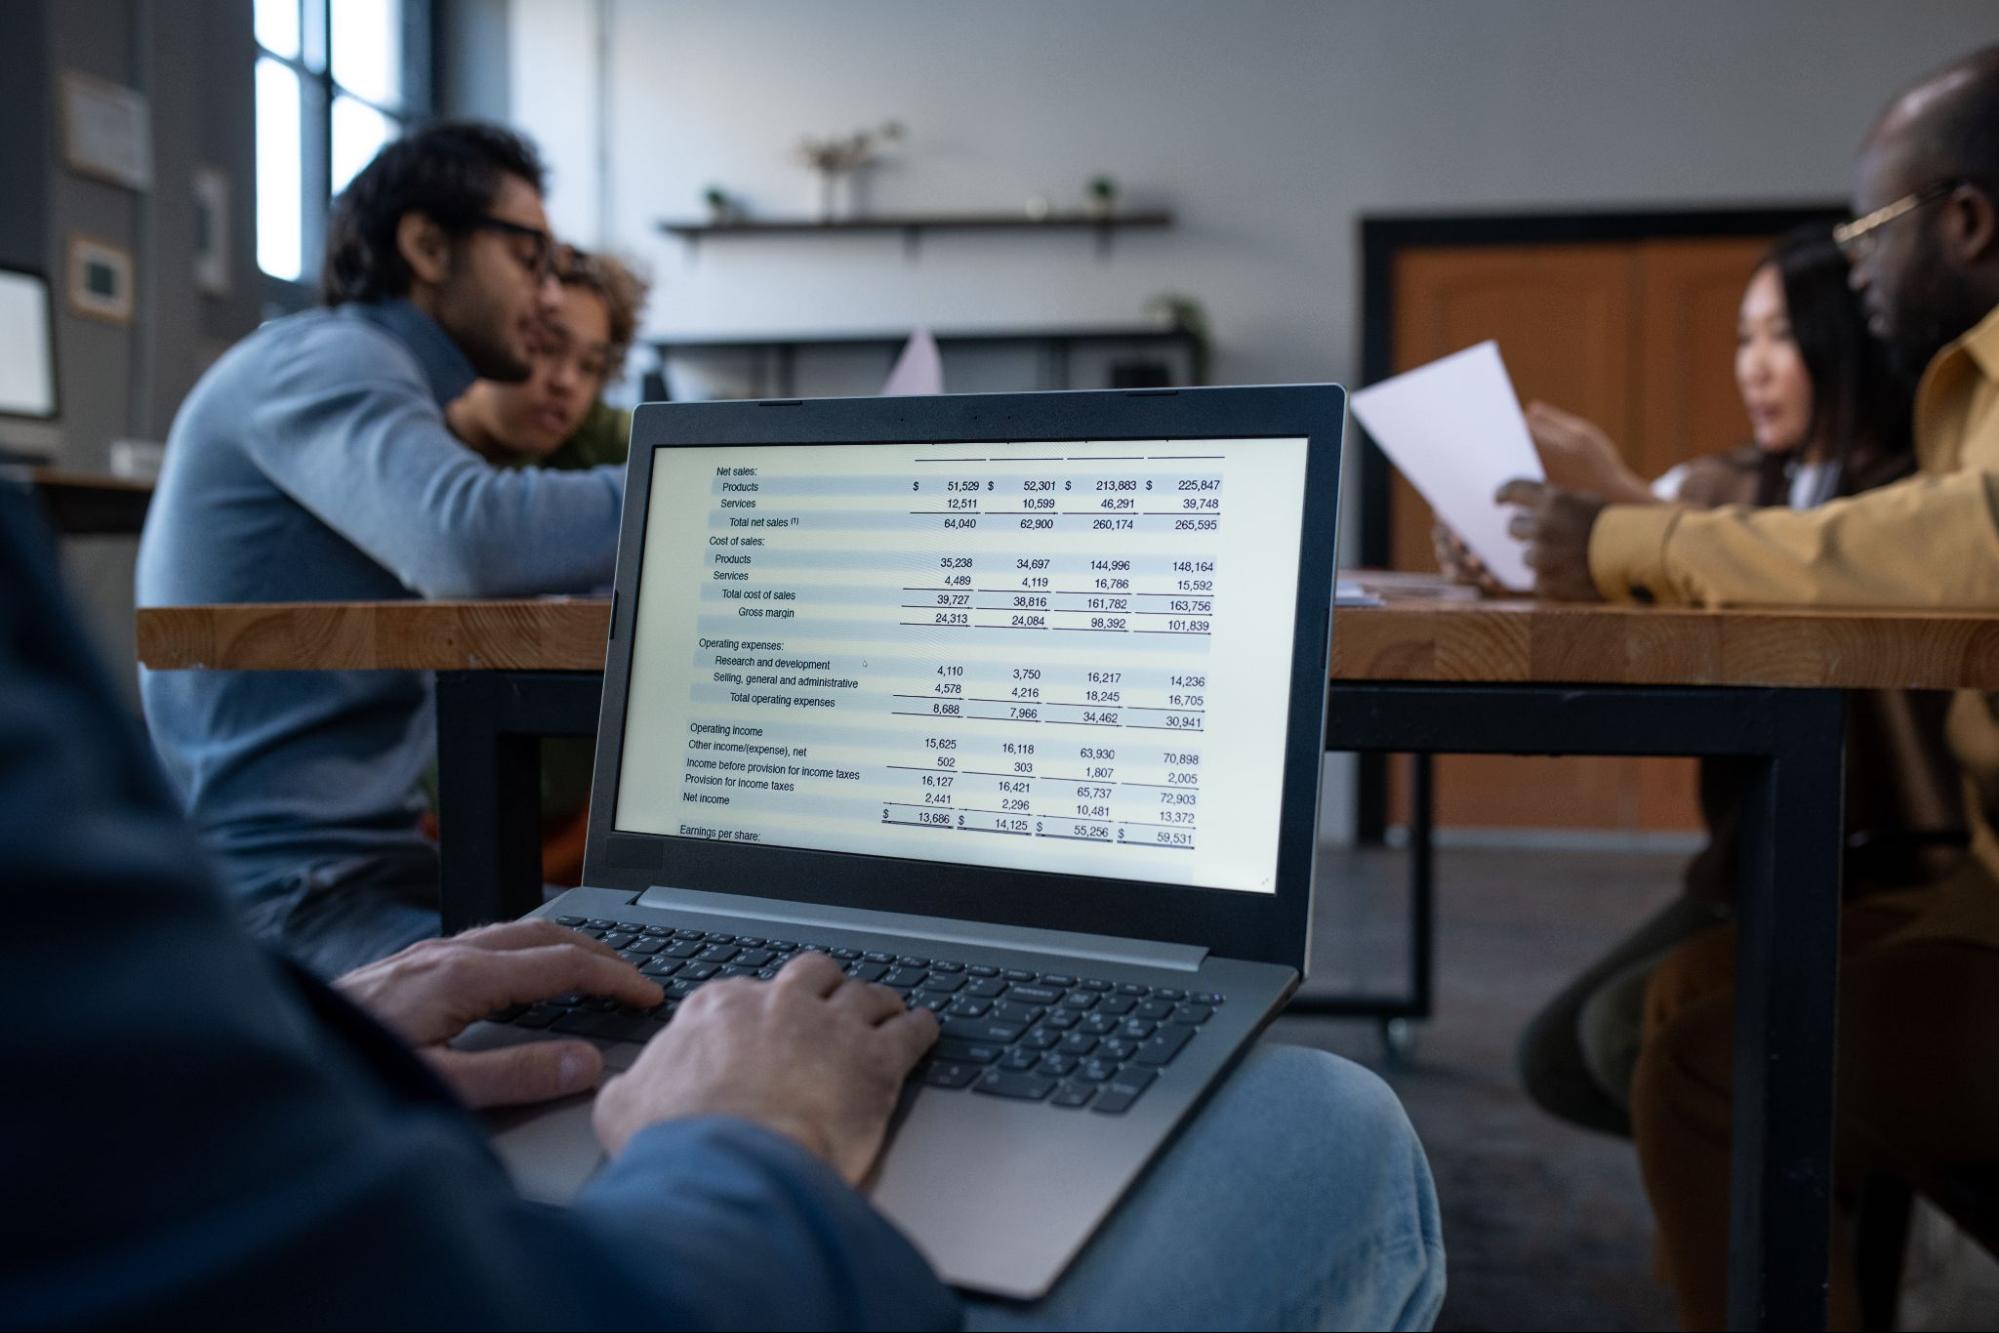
{"left": 595, "top": 951, "right": 940, "bottom": 1185}
{"left": 339, "top": 925, "right": 939, "bottom": 1184}
{"left": 335, "top": 918, "right": 663, "bottom": 1107}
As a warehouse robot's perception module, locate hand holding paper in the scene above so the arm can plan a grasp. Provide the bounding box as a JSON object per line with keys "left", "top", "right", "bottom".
{"left": 1349, "top": 341, "right": 1542, "bottom": 591}
{"left": 1495, "top": 480, "right": 1608, "bottom": 603}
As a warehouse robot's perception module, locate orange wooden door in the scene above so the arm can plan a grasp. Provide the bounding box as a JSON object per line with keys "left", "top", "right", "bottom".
{"left": 1381, "top": 236, "right": 1776, "bottom": 834}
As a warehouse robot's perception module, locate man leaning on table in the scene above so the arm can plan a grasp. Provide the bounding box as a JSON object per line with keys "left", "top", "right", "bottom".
{"left": 136, "top": 123, "right": 622, "bottom": 978}
{"left": 1501, "top": 46, "right": 1999, "bottom": 1332}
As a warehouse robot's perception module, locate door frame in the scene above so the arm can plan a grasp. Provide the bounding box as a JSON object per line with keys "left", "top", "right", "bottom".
{"left": 1351, "top": 204, "right": 1844, "bottom": 843}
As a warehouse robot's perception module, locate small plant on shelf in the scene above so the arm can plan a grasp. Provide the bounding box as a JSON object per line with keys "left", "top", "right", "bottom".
{"left": 702, "top": 185, "right": 738, "bottom": 224}
{"left": 1086, "top": 174, "right": 1120, "bottom": 219}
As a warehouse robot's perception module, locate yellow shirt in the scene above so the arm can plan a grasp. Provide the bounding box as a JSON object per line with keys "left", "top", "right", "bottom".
{"left": 1589, "top": 300, "right": 1999, "bottom": 946}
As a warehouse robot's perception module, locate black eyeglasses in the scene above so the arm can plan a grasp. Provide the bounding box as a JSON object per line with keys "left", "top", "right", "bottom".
{"left": 1833, "top": 179, "right": 1965, "bottom": 264}
{"left": 552, "top": 242, "right": 592, "bottom": 284}
{"left": 471, "top": 216, "right": 558, "bottom": 280}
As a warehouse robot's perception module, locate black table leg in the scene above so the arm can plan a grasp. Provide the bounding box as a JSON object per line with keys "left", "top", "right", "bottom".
{"left": 1294, "top": 737, "right": 1435, "bottom": 1023}
{"left": 1728, "top": 688, "right": 1845, "bottom": 1330}
{"left": 1410, "top": 752, "right": 1435, "bottom": 1019}
{"left": 434, "top": 670, "right": 603, "bottom": 933}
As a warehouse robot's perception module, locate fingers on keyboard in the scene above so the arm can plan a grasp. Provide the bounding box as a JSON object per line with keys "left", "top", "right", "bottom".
{"left": 512, "top": 918, "right": 1217, "bottom": 1112}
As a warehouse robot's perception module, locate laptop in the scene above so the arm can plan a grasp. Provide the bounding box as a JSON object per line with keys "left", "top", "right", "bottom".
{"left": 456, "top": 384, "right": 1345, "bottom": 1299}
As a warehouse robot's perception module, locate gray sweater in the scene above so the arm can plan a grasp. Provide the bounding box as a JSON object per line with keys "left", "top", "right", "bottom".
{"left": 136, "top": 299, "right": 622, "bottom": 899}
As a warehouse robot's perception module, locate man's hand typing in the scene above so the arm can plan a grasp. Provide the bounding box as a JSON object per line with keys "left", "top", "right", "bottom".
{"left": 335, "top": 919, "right": 661, "bottom": 1108}
{"left": 594, "top": 950, "right": 938, "bottom": 1186}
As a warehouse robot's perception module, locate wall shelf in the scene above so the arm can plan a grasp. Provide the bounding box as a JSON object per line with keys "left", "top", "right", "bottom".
{"left": 657, "top": 210, "right": 1173, "bottom": 258}
{"left": 650, "top": 323, "right": 1207, "bottom": 397}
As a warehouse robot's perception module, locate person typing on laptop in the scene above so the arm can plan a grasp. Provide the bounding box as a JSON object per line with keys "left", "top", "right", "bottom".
{"left": 4, "top": 480, "right": 1442, "bottom": 1328}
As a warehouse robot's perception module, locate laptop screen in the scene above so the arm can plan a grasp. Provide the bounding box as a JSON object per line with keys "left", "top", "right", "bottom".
{"left": 612, "top": 435, "right": 1311, "bottom": 895}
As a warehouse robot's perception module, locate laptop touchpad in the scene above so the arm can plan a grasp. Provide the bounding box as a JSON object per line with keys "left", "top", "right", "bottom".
{"left": 486, "top": 1092, "right": 605, "bottom": 1205}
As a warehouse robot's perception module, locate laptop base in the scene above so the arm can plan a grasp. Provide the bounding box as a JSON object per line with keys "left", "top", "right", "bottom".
{"left": 458, "top": 886, "right": 1296, "bottom": 1299}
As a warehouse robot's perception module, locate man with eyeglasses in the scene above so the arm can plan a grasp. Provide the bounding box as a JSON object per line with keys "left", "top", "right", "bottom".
{"left": 1500, "top": 46, "right": 1999, "bottom": 1329}
{"left": 138, "top": 122, "right": 623, "bottom": 988}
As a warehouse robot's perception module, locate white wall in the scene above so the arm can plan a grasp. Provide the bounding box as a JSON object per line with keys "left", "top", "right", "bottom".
{"left": 503, "top": 0, "right": 1999, "bottom": 838}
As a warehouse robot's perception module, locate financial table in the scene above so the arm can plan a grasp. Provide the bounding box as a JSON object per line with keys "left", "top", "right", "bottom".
{"left": 608, "top": 439, "right": 1312, "bottom": 897}
{"left": 730, "top": 450, "right": 1225, "bottom": 852}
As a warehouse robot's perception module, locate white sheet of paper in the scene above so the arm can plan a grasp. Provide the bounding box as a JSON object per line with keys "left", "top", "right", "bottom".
{"left": 880, "top": 328, "right": 944, "bottom": 396}
{"left": 1349, "top": 341, "right": 1542, "bottom": 590}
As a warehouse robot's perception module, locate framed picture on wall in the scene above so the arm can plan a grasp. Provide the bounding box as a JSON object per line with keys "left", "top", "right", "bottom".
{"left": 192, "top": 166, "right": 232, "bottom": 297}
{"left": 66, "top": 235, "right": 134, "bottom": 325}
{"left": 58, "top": 71, "right": 152, "bottom": 193}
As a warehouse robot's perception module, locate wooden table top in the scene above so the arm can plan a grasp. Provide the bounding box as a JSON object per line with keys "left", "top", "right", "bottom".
{"left": 134, "top": 589, "right": 1999, "bottom": 691}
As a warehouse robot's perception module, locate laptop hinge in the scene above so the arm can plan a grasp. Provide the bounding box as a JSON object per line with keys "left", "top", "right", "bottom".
{"left": 634, "top": 886, "right": 1208, "bottom": 972}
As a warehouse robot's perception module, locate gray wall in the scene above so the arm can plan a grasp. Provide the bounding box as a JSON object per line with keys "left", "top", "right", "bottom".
{"left": 0, "top": 4, "right": 53, "bottom": 275}
{"left": 41, "top": 0, "right": 260, "bottom": 468}
{"left": 3, "top": 0, "right": 259, "bottom": 702}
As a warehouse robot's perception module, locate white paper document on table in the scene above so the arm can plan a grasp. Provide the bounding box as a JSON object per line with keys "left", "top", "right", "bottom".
{"left": 1348, "top": 340, "right": 1542, "bottom": 591}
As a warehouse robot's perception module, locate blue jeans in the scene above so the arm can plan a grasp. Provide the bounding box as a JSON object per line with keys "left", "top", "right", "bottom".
{"left": 238, "top": 846, "right": 443, "bottom": 979}
{"left": 967, "top": 1043, "right": 1446, "bottom": 1331}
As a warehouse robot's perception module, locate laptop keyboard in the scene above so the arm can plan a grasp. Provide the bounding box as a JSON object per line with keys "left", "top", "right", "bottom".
{"left": 482, "top": 916, "right": 1225, "bottom": 1115}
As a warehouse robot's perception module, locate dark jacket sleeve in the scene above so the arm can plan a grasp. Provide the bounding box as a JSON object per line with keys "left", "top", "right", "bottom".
{"left": 0, "top": 481, "right": 958, "bottom": 1331}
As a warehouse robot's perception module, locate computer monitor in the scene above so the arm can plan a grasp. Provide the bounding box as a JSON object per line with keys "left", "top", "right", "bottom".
{"left": 0, "top": 266, "right": 59, "bottom": 459}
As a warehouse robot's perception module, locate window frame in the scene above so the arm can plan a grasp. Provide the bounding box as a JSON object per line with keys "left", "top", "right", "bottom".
{"left": 256, "top": 0, "right": 433, "bottom": 312}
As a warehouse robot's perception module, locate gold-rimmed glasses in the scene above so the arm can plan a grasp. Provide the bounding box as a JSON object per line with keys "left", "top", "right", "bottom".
{"left": 1833, "top": 179, "right": 1964, "bottom": 264}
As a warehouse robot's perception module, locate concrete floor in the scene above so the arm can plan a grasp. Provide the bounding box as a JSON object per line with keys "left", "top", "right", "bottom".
{"left": 1267, "top": 843, "right": 1999, "bottom": 1331}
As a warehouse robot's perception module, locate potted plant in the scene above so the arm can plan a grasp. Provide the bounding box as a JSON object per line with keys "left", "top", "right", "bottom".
{"left": 1086, "top": 174, "right": 1119, "bottom": 219}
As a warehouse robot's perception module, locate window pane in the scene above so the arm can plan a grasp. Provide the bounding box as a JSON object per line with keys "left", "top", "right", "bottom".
{"left": 332, "top": 95, "right": 397, "bottom": 197}
{"left": 255, "top": 57, "right": 303, "bottom": 281}
{"left": 331, "top": 0, "right": 402, "bottom": 107}
{"left": 253, "top": 0, "right": 299, "bottom": 59}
